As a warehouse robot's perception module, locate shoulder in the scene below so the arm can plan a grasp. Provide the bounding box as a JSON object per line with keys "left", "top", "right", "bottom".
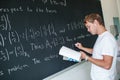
{"left": 102, "top": 31, "right": 116, "bottom": 43}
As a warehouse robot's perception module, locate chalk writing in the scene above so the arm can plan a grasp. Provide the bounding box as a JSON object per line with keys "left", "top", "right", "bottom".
{"left": 19, "top": 23, "right": 57, "bottom": 41}
{"left": 0, "top": 48, "right": 9, "bottom": 61}
{"left": 14, "top": 44, "right": 30, "bottom": 58}
{"left": 0, "top": 14, "right": 11, "bottom": 31}
{"left": 7, "top": 64, "right": 29, "bottom": 75}
{"left": 0, "top": 6, "right": 23, "bottom": 13}
{"left": 67, "top": 20, "right": 85, "bottom": 31}
{"left": 0, "top": 45, "right": 30, "bottom": 62}
{"left": 32, "top": 58, "right": 41, "bottom": 64}
{"left": 49, "top": 0, "right": 67, "bottom": 7}
{"left": 8, "top": 30, "right": 20, "bottom": 45}
{"left": 45, "top": 7, "right": 57, "bottom": 13}
{"left": 44, "top": 54, "right": 58, "bottom": 61}
{"left": 27, "top": 6, "right": 33, "bottom": 12}
{"left": 0, "top": 33, "right": 4, "bottom": 47}
{"left": 0, "top": 70, "right": 4, "bottom": 76}
{"left": 0, "top": 0, "right": 67, "bottom": 14}
{"left": 0, "top": 13, "right": 90, "bottom": 77}
{"left": 40, "top": 0, "right": 67, "bottom": 7}
{"left": 0, "top": 0, "right": 100, "bottom": 79}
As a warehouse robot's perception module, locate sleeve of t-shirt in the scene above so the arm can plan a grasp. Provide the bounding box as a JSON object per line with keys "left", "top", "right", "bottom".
{"left": 101, "top": 37, "right": 115, "bottom": 57}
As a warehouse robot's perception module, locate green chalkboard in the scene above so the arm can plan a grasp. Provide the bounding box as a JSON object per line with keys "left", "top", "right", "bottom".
{"left": 0, "top": 0, "right": 103, "bottom": 80}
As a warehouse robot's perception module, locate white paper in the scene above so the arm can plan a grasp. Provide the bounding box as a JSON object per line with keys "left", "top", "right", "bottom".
{"left": 59, "top": 46, "right": 81, "bottom": 62}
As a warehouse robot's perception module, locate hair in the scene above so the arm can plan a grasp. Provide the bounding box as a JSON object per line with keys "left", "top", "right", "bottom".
{"left": 84, "top": 13, "right": 104, "bottom": 25}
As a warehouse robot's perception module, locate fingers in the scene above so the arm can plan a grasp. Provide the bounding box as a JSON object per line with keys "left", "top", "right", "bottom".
{"left": 75, "top": 42, "right": 82, "bottom": 49}
{"left": 75, "top": 42, "right": 80, "bottom": 47}
{"left": 80, "top": 51, "right": 86, "bottom": 59}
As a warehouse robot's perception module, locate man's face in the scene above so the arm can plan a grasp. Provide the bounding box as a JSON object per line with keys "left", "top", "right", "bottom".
{"left": 85, "top": 21, "right": 97, "bottom": 35}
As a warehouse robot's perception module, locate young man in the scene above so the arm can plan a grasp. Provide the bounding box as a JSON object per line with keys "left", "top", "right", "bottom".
{"left": 75, "top": 13, "right": 118, "bottom": 80}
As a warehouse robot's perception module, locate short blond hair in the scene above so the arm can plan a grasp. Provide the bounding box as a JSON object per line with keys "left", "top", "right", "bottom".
{"left": 84, "top": 13, "right": 104, "bottom": 25}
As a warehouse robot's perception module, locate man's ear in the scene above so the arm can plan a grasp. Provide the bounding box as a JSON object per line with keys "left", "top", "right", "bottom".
{"left": 94, "top": 20, "right": 99, "bottom": 26}
{"left": 94, "top": 20, "right": 98, "bottom": 24}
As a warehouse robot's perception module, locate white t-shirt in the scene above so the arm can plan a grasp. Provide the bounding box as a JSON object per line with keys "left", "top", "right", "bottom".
{"left": 91, "top": 31, "right": 118, "bottom": 80}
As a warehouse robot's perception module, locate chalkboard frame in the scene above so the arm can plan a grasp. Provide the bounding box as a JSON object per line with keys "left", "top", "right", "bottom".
{"left": 0, "top": 0, "right": 103, "bottom": 80}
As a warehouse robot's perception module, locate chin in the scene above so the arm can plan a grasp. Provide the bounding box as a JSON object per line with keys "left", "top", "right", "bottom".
{"left": 91, "top": 33, "right": 96, "bottom": 35}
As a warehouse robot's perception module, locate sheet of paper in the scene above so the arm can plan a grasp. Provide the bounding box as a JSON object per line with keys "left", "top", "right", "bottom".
{"left": 59, "top": 46, "right": 81, "bottom": 62}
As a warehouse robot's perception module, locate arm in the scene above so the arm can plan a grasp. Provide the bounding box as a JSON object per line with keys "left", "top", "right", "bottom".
{"left": 88, "top": 55, "right": 113, "bottom": 70}
{"left": 75, "top": 42, "right": 113, "bottom": 70}
{"left": 80, "top": 51, "right": 113, "bottom": 70}
{"left": 75, "top": 42, "right": 93, "bottom": 54}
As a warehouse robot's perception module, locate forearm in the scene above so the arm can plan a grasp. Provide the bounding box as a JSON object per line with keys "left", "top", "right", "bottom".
{"left": 81, "top": 47, "right": 93, "bottom": 54}
{"left": 75, "top": 42, "right": 93, "bottom": 54}
{"left": 87, "top": 56, "right": 113, "bottom": 70}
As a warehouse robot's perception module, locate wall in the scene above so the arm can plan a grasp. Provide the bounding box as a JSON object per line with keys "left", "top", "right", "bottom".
{"left": 100, "top": 0, "right": 120, "bottom": 31}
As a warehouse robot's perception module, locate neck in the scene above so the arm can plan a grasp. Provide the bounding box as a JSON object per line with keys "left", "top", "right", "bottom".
{"left": 97, "top": 25, "right": 107, "bottom": 35}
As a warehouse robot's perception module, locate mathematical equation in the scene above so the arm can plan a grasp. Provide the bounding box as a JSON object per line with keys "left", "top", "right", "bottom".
{"left": 0, "top": 12, "right": 89, "bottom": 77}
{"left": 0, "top": 0, "right": 93, "bottom": 77}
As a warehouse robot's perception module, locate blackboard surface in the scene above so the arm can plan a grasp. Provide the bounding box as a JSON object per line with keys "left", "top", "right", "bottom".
{"left": 0, "top": 0, "right": 102, "bottom": 80}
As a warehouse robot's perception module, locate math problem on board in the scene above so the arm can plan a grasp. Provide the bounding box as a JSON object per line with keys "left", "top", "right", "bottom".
{"left": 0, "top": 0, "right": 102, "bottom": 80}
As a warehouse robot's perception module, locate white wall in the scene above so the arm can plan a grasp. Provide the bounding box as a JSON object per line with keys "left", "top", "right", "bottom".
{"left": 100, "top": 0, "right": 119, "bottom": 31}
